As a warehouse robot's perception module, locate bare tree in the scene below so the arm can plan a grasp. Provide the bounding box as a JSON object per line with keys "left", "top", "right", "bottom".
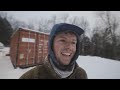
{"left": 69, "top": 16, "right": 90, "bottom": 55}
{"left": 0, "top": 11, "right": 8, "bottom": 18}
{"left": 60, "top": 13, "right": 69, "bottom": 23}
{"left": 27, "top": 19, "right": 35, "bottom": 30}
{"left": 94, "top": 11, "right": 120, "bottom": 59}
{"left": 38, "top": 18, "right": 52, "bottom": 33}
{"left": 79, "top": 17, "right": 90, "bottom": 55}
{"left": 2, "top": 12, "right": 28, "bottom": 31}
{"left": 51, "top": 15, "right": 57, "bottom": 25}
{"left": 70, "top": 16, "right": 80, "bottom": 25}
{"left": 10, "top": 19, "right": 27, "bottom": 30}
{"left": 57, "top": 13, "right": 69, "bottom": 23}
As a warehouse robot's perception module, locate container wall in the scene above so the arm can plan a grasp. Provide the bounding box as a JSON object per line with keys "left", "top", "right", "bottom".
{"left": 10, "top": 30, "right": 19, "bottom": 68}
{"left": 10, "top": 28, "right": 49, "bottom": 68}
{"left": 17, "top": 30, "right": 37, "bottom": 67}
{"left": 36, "top": 34, "right": 49, "bottom": 64}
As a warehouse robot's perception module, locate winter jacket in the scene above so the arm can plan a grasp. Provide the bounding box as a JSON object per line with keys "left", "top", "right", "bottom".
{"left": 19, "top": 57, "right": 88, "bottom": 79}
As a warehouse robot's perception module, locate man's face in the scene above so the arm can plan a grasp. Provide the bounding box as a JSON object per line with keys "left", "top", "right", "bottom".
{"left": 53, "top": 32, "right": 77, "bottom": 65}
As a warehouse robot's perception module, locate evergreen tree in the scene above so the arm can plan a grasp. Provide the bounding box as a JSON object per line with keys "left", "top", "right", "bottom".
{"left": 0, "top": 16, "right": 13, "bottom": 46}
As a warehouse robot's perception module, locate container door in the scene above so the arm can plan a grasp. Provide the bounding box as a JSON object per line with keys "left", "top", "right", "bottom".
{"left": 27, "top": 32, "right": 36, "bottom": 65}
{"left": 43, "top": 35, "right": 49, "bottom": 59}
{"left": 17, "top": 31, "right": 28, "bottom": 66}
{"left": 18, "top": 31, "right": 36, "bottom": 67}
{"left": 36, "top": 34, "right": 49, "bottom": 64}
{"left": 36, "top": 34, "right": 44, "bottom": 64}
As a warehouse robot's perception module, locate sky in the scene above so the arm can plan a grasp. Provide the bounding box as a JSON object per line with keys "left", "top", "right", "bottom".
{"left": 4, "top": 11, "right": 120, "bottom": 33}
{"left": 0, "top": 47, "right": 120, "bottom": 79}
{"left": 1, "top": 11, "right": 120, "bottom": 39}
{"left": 6, "top": 11, "right": 94, "bottom": 22}
{"left": 1, "top": 11, "right": 120, "bottom": 28}
{"left": 5, "top": 11, "right": 96, "bottom": 28}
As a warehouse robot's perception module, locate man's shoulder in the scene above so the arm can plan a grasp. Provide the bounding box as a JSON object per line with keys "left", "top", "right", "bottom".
{"left": 75, "top": 65, "right": 88, "bottom": 79}
{"left": 76, "top": 66, "right": 86, "bottom": 73}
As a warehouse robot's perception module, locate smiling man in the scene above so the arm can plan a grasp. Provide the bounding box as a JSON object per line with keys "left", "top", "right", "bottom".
{"left": 19, "top": 23, "right": 88, "bottom": 79}
{"left": 53, "top": 32, "right": 77, "bottom": 65}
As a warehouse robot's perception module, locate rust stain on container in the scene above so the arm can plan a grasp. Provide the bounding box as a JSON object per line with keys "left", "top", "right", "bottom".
{"left": 10, "top": 27, "right": 49, "bottom": 68}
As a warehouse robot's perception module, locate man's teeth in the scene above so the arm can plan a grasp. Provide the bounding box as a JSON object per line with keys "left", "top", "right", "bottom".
{"left": 62, "top": 53, "right": 71, "bottom": 56}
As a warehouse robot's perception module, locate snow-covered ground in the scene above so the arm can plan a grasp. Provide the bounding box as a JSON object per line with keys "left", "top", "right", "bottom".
{"left": 0, "top": 47, "right": 34, "bottom": 79}
{"left": 0, "top": 47, "right": 120, "bottom": 79}
{"left": 77, "top": 56, "right": 120, "bottom": 79}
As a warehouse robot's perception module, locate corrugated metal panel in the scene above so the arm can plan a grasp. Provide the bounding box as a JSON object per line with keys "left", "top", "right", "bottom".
{"left": 10, "top": 28, "right": 49, "bottom": 68}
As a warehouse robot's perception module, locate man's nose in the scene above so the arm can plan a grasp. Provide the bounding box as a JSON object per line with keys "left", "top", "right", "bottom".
{"left": 64, "top": 42, "right": 72, "bottom": 49}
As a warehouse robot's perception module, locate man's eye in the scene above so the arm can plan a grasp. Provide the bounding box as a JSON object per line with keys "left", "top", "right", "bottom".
{"left": 60, "top": 40, "right": 65, "bottom": 42}
{"left": 58, "top": 39, "right": 66, "bottom": 43}
{"left": 72, "top": 42, "right": 77, "bottom": 44}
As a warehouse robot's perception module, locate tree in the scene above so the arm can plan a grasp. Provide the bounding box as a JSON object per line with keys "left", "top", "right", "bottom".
{"left": 0, "top": 16, "right": 13, "bottom": 46}
{"left": 38, "top": 18, "right": 51, "bottom": 33}
{"left": 27, "top": 19, "right": 35, "bottom": 30}
{"left": 91, "top": 28, "right": 103, "bottom": 56}
{"left": 59, "top": 13, "right": 69, "bottom": 23}
{"left": 93, "top": 11, "right": 120, "bottom": 59}
{"left": 51, "top": 15, "right": 57, "bottom": 25}
{"left": 70, "top": 16, "right": 90, "bottom": 55}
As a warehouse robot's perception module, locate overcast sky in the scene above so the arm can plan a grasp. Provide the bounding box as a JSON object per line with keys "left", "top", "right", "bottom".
{"left": 7, "top": 11, "right": 94, "bottom": 21}
{"left": 4, "top": 11, "right": 120, "bottom": 30}
{"left": 6, "top": 11, "right": 96, "bottom": 27}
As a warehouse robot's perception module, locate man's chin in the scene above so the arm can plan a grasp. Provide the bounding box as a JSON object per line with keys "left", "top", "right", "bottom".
{"left": 62, "top": 60, "right": 71, "bottom": 65}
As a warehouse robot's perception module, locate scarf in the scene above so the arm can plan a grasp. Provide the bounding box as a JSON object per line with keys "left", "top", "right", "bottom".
{"left": 50, "top": 58, "right": 75, "bottom": 78}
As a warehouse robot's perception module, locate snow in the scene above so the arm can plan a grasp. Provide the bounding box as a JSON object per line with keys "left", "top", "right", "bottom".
{"left": 11, "top": 27, "right": 49, "bottom": 38}
{"left": 0, "top": 42, "right": 4, "bottom": 47}
{"left": 77, "top": 56, "right": 120, "bottom": 79}
{"left": 0, "top": 56, "right": 34, "bottom": 79}
{"left": 0, "top": 47, "right": 120, "bottom": 79}
{"left": 0, "top": 47, "right": 9, "bottom": 56}
{"left": 0, "top": 47, "right": 34, "bottom": 79}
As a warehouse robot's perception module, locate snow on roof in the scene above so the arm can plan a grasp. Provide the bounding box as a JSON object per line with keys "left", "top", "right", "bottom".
{"left": 19, "top": 27, "right": 50, "bottom": 35}
{"left": 11, "top": 27, "right": 50, "bottom": 37}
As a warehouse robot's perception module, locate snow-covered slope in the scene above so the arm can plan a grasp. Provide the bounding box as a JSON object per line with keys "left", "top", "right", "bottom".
{"left": 77, "top": 56, "right": 120, "bottom": 79}
{"left": 0, "top": 47, "right": 34, "bottom": 79}
{"left": 0, "top": 55, "right": 34, "bottom": 79}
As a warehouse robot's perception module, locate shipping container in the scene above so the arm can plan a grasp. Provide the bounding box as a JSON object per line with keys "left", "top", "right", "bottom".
{"left": 10, "top": 27, "right": 49, "bottom": 68}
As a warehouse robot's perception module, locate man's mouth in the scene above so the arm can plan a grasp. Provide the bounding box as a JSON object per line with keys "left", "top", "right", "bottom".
{"left": 61, "top": 52, "right": 71, "bottom": 56}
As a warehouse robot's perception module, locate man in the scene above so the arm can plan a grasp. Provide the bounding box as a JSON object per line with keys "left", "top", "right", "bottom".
{"left": 19, "top": 23, "right": 88, "bottom": 79}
